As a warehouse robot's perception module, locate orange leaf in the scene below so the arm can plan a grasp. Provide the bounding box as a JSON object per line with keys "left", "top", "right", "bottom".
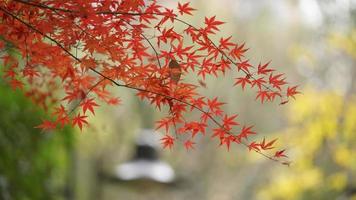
{"left": 72, "top": 114, "right": 88, "bottom": 131}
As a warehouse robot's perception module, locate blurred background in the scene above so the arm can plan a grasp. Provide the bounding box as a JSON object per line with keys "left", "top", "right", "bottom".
{"left": 1, "top": 0, "right": 356, "bottom": 199}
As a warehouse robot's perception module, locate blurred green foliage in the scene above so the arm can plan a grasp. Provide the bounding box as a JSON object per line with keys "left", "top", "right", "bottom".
{"left": 0, "top": 78, "right": 74, "bottom": 200}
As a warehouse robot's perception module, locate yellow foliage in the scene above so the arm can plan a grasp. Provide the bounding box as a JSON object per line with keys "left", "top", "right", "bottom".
{"left": 257, "top": 89, "right": 356, "bottom": 199}
{"left": 329, "top": 29, "right": 356, "bottom": 58}
{"left": 327, "top": 172, "right": 347, "bottom": 191}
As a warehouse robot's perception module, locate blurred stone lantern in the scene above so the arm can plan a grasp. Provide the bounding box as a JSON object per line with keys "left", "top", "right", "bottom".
{"left": 115, "top": 129, "right": 175, "bottom": 183}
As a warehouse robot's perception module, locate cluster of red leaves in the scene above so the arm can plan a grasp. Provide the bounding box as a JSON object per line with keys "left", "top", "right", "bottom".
{"left": 0, "top": 0, "right": 298, "bottom": 165}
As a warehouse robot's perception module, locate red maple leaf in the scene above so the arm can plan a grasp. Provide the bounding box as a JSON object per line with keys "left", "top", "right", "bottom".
{"left": 260, "top": 138, "right": 277, "bottom": 150}
{"left": 274, "top": 149, "right": 288, "bottom": 158}
{"left": 207, "top": 97, "right": 225, "bottom": 116}
{"left": 248, "top": 141, "right": 260, "bottom": 151}
{"left": 222, "top": 114, "right": 239, "bottom": 129}
{"left": 72, "top": 114, "right": 88, "bottom": 131}
{"left": 257, "top": 61, "right": 274, "bottom": 75}
{"left": 177, "top": 2, "right": 195, "bottom": 16}
{"left": 35, "top": 120, "right": 56, "bottom": 131}
{"left": 256, "top": 90, "right": 270, "bottom": 104}
{"left": 269, "top": 73, "right": 287, "bottom": 91}
{"left": 9, "top": 79, "right": 23, "bottom": 90}
{"left": 237, "top": 125, "right": 256, "bottom": 141}
{"left": 221, "top": 135, "right": 236, "bottom": 151}
{"left": 234, "top": 76, "right": 251, "bottom": 90}
{"left": 184, "top": 139, "right": 195, "bottom": 150}
{"left": 161, "top": 135, "right": 175, "bottom": 149}
{"left": 251, "top": 77, "right": 266, "bottom": 90}
{"left": 229, "top": 43, "right": 248, "bottom": 61}
{"left": 80, "top": 98, "right": 99, "bottom": 115}
{"left": 204, "top": 16, "right": 224, "bottom": 33}
{"left": 287, "top": 86, "right": 300, "bottom": 99}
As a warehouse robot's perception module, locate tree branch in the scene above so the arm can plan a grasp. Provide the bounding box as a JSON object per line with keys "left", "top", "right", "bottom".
{"left": 0, "top": 5, "right": 288, "bottom": 165}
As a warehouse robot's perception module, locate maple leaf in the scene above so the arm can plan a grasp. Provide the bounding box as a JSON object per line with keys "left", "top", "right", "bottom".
{"left": 212, "top": 127, "right": 226, "bottom": 139}
{"left": 251, "top": 77, "right": 266, "bottom": 90}
{"left": 23, "top": 67, "right": 40, "bottom": 79}
{"left": 248, "top": 141, "right": 260, "bottom": 151}
{"left": 260, "top": 138, "right": 277, "bottom": 150}
{"left": 161, "top": 135, "right": 175, "bottom": 149}
{"left": 52, "top": 105, "right": 66, "bottom": 116}
{"left": 190, "top": 97, "right": 206, "bottom": 110}
{"left": 35, "top": 120, "right": 56, "bottom": 131}
{"left": 274, "top": 149, "right": 288, "bottom": 158}
{"left": 237, "top": 60, "right": 252, "bottom": 72}
{"left": 230, "top": 43, "right": 248, "bottom": 61}
{"left": 207, "top": 97, "right": 225, "bottom": 116}
{"left": 269, "top": 73, "right": 287, "bottom": 91}
{"left": 4, "top": 69, "right": 16, "bottom": 79}
{"left": 184, "top": 139, "right": 195, "bottom": 150}
{"left": 204, "top": 16, "right": 224, "bottom": 33}
{"left": 237, "top": 125, "right": 256, "bottom": 141}
{"left": 80, "top": 98, "right": 99, "bottom": 115}
{"left": 219, "top": 36, "right": 234, "bottom": 50}
{"left": 62, "top": 91, "right": 80, "bottom": 104}
{"left": 56, "top": 116, "right": 70, "bottom": 128}
{"left": 9, "top": 79, "right": 23, "bottom": 90}
{"left": 256, "top": 90, "right": 270, "bottom": 104}
{"left": 234, "top": 76, "right": 251, "bottom": 90}
{"left": 269, "top": 91, "right": 282, "bottom": 101}
{"left": 156, "top": 118, "right": 171, "bottom": 133}
{"left": 287, "top": 86, "right": 300, "bottom": 99}
{"left": 221, "top": 135, "right": 236, "bottom": 151}
{"left": 0, "top": 40, "right": 5, "bottom": 49}
{"left": 222, "top": 114, "right": 239, "bottom": 129}
{"left": 177, "top": 2, "right": 196, "bottom": 16}
{"left": 257, "top": 61, "right": 274, "bottom": 75}
{"left": 179, "top": 122, "right": 207, "bottom": 137}
{"left": 72, "top": 113, "right": 88, "bottom": 131}
{"left": 107, "top": 97, "right": 121, "bottom": 105}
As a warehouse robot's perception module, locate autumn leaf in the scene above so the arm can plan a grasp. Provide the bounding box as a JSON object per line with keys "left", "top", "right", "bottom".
{"left": 156, "top": 118, "right": 171, "bottom": 133}
{"left": 9, "top": 79, "right": 23, "bottom": 90}
{"left": 184, "top": 139, "right": 195, "bottom": 150}
{"left": 207, "top": 97, "right": 225, "bottom": 116}
{"left": 248, "top": 141, "right": 260, "bottom": 151}
{"left": 287, "top": 86, "right": 300, "bottom": 99}
{"left": 222, "top": 114, "right": 239, "bottom": 129}
{"left": 204, "top": 16, "right": 224, "bottom": 33}
{"left": 237, "top": 125, "right": 256, "bottom": 141}
{"left": 257, "top": 61, "right": 274, "bottom": 75}
{"left": 274, "top": 149, "right": 288, "bottom": 158}
{"left": 177, "top": 2, "right": 196, "bottom": 16}
{"left": 260, "top": 138, "right": 277, "bottom": 150}
{"left": 72, "top": 113, "right": 88, "bottom": 131}
{"left": 35, "top": 120, "right": 56, "bottom": 131}
{"left": 161, "top": 135, "right": 175, "bottom": 149}
{"left": 256, "top": 90, "right": 270, "bottom": 104}
{"left": 269, "top": 73, "right": 287, "bottom": 91}
{"left": 221, "top": 135, "right": 236, "bottom": 151}
{"left": 80, "top": 98, "right": 99, "bottom": 115}
{"left": 251, "top": 77, "right": 266, "bottom": 90}
{"left": 234, "top": 76, "right": 251, "bottom": 90}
